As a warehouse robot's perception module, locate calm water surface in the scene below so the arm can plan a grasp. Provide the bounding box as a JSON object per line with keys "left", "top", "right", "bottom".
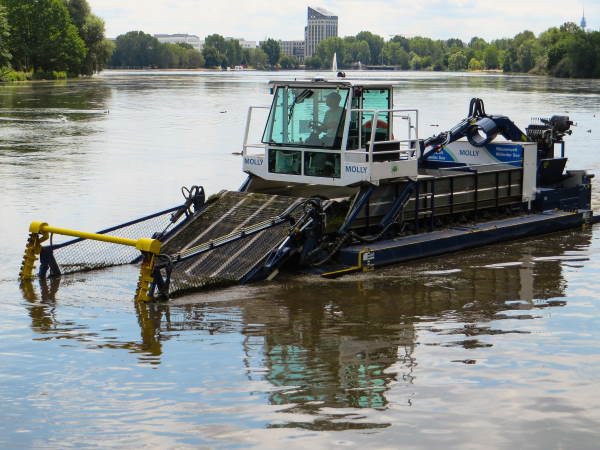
{"left": 2, "top": 71, "right": 600, "bottom": 448}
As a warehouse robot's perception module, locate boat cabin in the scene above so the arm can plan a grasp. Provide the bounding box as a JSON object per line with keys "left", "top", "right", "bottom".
{"left": 242, "top": 80, "right": 419, "bottom": 186}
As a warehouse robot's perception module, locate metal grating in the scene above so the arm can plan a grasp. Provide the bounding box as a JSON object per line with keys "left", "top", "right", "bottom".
{"left": 162, "top": 191, "right": 305, "bottom": 296}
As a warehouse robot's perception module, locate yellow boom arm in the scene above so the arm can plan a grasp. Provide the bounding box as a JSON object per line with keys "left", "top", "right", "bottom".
{"left": 19, "top": 221, "right": 161, "bottom": 302}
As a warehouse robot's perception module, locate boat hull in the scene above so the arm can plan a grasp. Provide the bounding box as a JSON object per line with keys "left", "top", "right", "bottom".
{"left": 322, "top": 210, "right": 590, "bottom": 276}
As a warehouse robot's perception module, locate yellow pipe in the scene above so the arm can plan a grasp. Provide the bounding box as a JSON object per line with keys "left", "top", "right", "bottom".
{"left": 20, "top": 222, "right": 162, "bottom": 302}
{"left": 31, "top": 223, "right": 161, "bottom": 255}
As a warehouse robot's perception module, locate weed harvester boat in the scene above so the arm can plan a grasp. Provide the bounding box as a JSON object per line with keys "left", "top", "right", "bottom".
{"left": 19, "top": 78, "right": 596, "bottom": 300}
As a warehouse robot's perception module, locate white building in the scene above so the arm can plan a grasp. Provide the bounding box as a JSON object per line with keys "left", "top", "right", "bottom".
{"left": 226, "top": 37, "right": 258, "bottom": 49}
{"left": 304, "top": 6, "right": 338, "bottom": 59}
{"left": 154, "top": 34, "right": 203, "bottom": 51}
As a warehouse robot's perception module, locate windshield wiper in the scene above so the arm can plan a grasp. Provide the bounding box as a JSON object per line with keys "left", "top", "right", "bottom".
{"left": 295, "top": 89, "right": 313, "bottom": 104}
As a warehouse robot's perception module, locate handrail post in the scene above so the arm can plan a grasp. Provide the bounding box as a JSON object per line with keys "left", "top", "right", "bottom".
{"left": 242, "top": 106, "right": 253, "bottom": 157}
{"left": 369, "top": 110, "right": 379, "bottom": 170}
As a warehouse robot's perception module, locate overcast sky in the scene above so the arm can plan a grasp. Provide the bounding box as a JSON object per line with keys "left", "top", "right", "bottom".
{"left": 88, "top": 0, "right": 595, "bottom": 42}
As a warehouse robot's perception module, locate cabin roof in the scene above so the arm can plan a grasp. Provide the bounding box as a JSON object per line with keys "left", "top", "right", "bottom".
{"left": 268, "top": 78, "right": 394, "bottom": 90}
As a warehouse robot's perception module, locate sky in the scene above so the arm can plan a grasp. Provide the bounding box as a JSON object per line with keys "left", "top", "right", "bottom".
{"left": 88, "top": 0, "right": 597, "bottom": 42}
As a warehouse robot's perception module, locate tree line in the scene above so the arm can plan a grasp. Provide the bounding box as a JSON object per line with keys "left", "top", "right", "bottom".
{"left": 109, "top": 31, "right": 205, "bottom": 69}
{"left": 307, "top": 23, "right": 600, "bottom": 78}
{"left": 108, "top": 32, "right": 292, "bottom": 70}
{"left": 110, "top": 23, "right": 600, "bottom": 78}
{"left": 0, "top": 0, "right": 113, "bottom": 80}
{"left": 1, "top": 6, "right": 599, "bottom": 79}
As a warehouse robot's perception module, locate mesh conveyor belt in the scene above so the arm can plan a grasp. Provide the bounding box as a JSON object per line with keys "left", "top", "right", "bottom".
{"left": 161, "top": 191, "right": 305, "bottom": 295}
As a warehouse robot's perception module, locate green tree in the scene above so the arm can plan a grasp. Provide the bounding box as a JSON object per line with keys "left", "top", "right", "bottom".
{"left": 0, "top": 5, "right": 11, "bottom": 70}
{"left": 242, "top": 48, "right": 268, "bottom": 69}
{"left": 469, "top": 37, "right": 488, "bottom": 51}
{"left": 156, "top": 42, "right": 182, "bottom": 68}
{"left": 391, "top": 35, "right": 410, "bottom": 52}
{"left": 110, "top": 31, "right": 159, "bottom": 67}
{"left": 448, "top": 51, "right": 468, "bottom": 71}
{"left": 303, "top": 55, "right": 321, "bottom": 69}
{"left": 345, "top": 40, "right": 369, "bottom": 65}
{"left": 225, "top": 39, "right": 242, "bottom": 66}
{"left": 3, "top": 0, "right": 86, "bottom": 74}
{"left": 260, "top": 38, "right": 280, "bottom": 66}
{"left": 503, "top": 46, "right": 518, "bottom": 72}
{"left": 468, "top": 57, "right": 484, "bottom": 70}
{"left": 446, "top": 38, "right": 464, "bottom": 49}
{"left": 202, "top": 34, "right": 228, "bottom": 67}
{"left": 77, "top": 13, "right": 111, "bottom": 74}
{"left": 514, "top": 30, "right": 537, "bottom": 46}
{"left": 204, "top": 34, "right": 227, "bottom": 53}
{"left": 409, "top": 36, "right": 437, "bottom": 56}
{"left": 356, "top": 31, "right": 384, "bottom": 64}
{"left": 187, "top": 47, "right": 204, "bottom": 68}
{"left": 517, "top": 40, "right": 538, "bottom": 72}
{"left": 278, "top": 54, "right": 299, "bottom": 69}
{"left": 203, "top": 46, "right": 226, "bottom": 68}
{"left": 483, "top": 46, "right": 499, "bottom": 69}
{"left": 382, "top": 41, "right": 409, "bottom": 68}
{"left": 64, "top": 0, "right": 90, "bottom": 29}
{"left": 170, "top": 43, "right": 204, "bottom": 68}
{"left": 410, "top": 54, "right": 426, "bottom": 70}
{"left": 491, "top": 38, "right": 512, "bottom": 51}
{"left": 315, "top": 36, "right": 345, "bottom": 68}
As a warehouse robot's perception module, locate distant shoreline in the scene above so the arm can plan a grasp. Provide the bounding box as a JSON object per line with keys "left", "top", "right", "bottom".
{"left": 1, "top": 68, "right": 584, "bottom": 84}
{"left": 101, "top": 67, "right": 507, "bottom": 74}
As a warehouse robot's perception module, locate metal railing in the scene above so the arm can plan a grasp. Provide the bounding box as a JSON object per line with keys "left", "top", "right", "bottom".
{"left": 351, "top": 107, "right": 419, "bottom": 154}
{"left": 242, "top": 106, "right": 269, "bottom": 156}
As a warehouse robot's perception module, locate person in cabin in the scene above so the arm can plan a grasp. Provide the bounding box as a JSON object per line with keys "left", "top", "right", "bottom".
{"left": 317, "top": 91, "right": 344, "bottom": 146}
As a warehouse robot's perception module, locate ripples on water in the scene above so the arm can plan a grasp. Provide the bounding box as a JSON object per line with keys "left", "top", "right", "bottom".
{"left": 1, "top": 71, "right": 600, "bottom": 448}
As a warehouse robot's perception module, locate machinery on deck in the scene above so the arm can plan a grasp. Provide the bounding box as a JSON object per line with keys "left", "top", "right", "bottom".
{"left": 20, "top": 78, "right": 594, "bottom": 300}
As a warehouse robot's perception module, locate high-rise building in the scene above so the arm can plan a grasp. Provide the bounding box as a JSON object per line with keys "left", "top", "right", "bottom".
{"left": 304, "top": 6, "right": 338, "bottom": 59}
{"left": 154, "top": 34, "right": 203, "bottom": 51}
{"left": 279, "top": 40, "right": 305, "bottom": 61}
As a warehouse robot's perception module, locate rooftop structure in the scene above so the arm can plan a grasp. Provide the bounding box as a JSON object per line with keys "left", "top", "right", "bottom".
{"left": 226, "top": 37, "right": 258, "bottom": 49}
{"left": 154, "top": 34, "right": 203, "bottom": 51}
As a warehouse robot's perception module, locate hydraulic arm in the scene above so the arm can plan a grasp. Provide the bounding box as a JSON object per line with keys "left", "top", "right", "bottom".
{"left": 421, "top": 98, "right": 528, "bottom": 161}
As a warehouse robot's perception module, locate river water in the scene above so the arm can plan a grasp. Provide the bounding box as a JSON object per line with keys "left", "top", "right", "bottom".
{"left": 2, "top": 70, "right": 600, "bottom": 448}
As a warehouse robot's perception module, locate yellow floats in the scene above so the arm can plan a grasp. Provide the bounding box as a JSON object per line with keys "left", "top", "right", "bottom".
{"left": 19, "top": 221, "right": 161, "bottom": 302}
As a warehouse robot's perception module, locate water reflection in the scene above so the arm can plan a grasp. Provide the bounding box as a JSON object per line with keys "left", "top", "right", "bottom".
{"left": 18, "top": 228, "right": 591, "bottom": 431}
{"left": 20, "top": 277, "right": 60, "bottom": 333}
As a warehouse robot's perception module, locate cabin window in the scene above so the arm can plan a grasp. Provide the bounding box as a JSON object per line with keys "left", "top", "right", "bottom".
{"left": 268, "top": 149, "right": 301, "bottom": 175}
{"left": 304, "top": 151, "right": 341, "bottom": 178}
{"left": 347, "top": 94, "right": 361, "bottom": 150}
{"left": 262, "top": 86, "right": 349, "bottom": 149}
{"left": 362, "top": 89, "right": 390, "bottom": 143}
